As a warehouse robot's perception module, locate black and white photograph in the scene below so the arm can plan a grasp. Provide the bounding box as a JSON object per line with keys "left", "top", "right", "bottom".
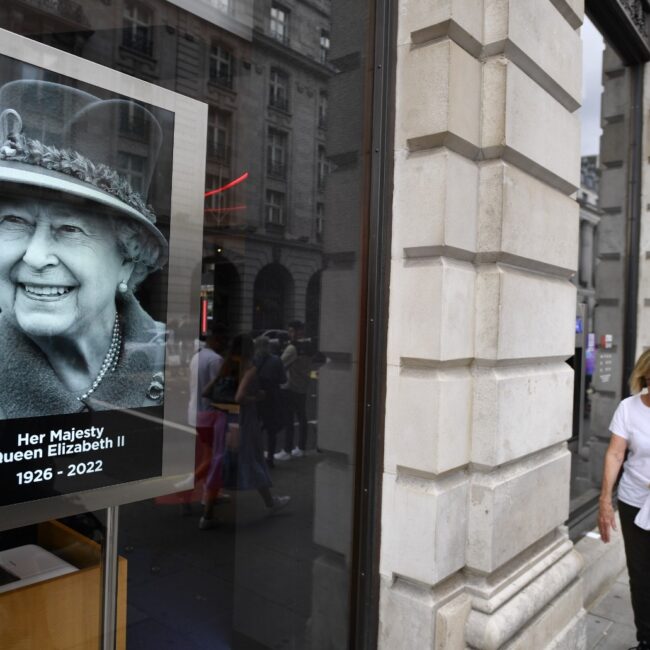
{"left": 0, "top": 55, "right": 174, "bottom": 419}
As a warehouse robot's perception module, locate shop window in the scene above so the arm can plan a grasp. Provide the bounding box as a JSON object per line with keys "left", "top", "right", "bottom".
{"left": 265, "top": 189, "right": 286, "bottom": 226}
{"left": 209, "top": 41, "right": 233, "bottom": 89}
{"left": 270, "top": 3, "right": 290, "bottom": 44}
{"left": 269, "top": 67, "right": 289, "bottom": 111}
{"left": 0, "top": 0, "right": 378, "bottom": 646}
{"left": 122, "top": 0, "right": 153, "bottom": 56}
{"left": 267, "top": 127, "right": 287, "bottom": 178}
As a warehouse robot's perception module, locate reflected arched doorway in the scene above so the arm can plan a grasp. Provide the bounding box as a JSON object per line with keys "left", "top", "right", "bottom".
{"left": 253, "top": 263, "right": 293, "bottom": 330}
{"left": 305, "top": 270, "right": 322, "bottom": 338}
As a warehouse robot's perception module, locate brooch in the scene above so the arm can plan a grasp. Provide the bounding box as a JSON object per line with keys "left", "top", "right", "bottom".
{"left": 146, "top": 372, "right": 164, "bottom": 401}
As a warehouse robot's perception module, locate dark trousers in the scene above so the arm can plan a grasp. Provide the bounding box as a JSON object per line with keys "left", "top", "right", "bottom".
{"left": 619, "top": 500, "right": 650, "bottom": 643}
{"left": 284, "top": 389, "right": 308, "bottom": 451}
{"left": 263, "top": 420, "right": 282, "bottom": 458}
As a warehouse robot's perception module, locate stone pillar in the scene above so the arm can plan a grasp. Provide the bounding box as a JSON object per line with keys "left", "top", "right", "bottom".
{"left": 637, "top": 63, "right": 650, "bottom": 359}
{"left": 379, "top": 1, "right": 586, "bottom": 647}
{"left": 590, "top": 46, "right": 634, "bottom": 481}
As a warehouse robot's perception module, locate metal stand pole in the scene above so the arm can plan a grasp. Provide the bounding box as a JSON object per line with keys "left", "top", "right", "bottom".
{"left": 102, "top": 506, "right": 120, "bottom": 650}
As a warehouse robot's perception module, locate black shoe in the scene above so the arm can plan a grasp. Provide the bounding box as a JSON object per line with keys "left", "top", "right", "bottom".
{"left": 629, "top": 642, "right": 650, "bottom": 650}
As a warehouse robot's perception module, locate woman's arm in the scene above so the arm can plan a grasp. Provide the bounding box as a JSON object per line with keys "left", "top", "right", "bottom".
{"left": 598, "top": 433, "right": 628, "bottom": 543}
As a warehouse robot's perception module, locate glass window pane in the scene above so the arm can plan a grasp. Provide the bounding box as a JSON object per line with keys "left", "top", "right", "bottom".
{"left": 0, "top": 0, "right": 374, "bottom": 645}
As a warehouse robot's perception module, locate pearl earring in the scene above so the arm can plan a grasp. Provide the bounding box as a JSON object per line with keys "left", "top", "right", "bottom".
{"left": 118, "top": 281, "right": 128, "bottom": 294}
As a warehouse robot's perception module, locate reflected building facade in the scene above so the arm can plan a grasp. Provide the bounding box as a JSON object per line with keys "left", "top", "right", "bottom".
{"left": 0, "top": 1, "right": 366, "bottom": 648}
{"left": 7, "top": 1, "right": 650, "bottom": 649}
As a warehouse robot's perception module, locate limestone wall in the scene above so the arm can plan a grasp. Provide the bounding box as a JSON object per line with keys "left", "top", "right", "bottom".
{"left": 379, "top": 1, "right": 586, "bottom": 647}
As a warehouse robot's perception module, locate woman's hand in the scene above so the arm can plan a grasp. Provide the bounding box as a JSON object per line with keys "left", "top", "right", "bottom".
{"left": 598, "top": 433, "right": 627, "bottom": 544}
{"left": 598, "top": 498, "right": 617, "bottom": 543}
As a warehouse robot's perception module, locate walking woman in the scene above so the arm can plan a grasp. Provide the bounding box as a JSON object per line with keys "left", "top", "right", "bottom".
{"left": 599, "top": 349, "right": 650, "bottom": 650}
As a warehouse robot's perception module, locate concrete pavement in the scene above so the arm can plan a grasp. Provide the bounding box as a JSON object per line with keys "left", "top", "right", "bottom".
{"left": 587, "top": 568, "right": 639, "bottom": 649}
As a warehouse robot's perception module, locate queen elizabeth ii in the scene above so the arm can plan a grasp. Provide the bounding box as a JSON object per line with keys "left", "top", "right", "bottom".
{"left": 0, "top": 80, "right": 168, "bottom": 418}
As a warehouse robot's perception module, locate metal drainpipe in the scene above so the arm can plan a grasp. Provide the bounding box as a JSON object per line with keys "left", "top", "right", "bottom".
{"left": 623, "top": 63, "right": 644, "bottom": 395}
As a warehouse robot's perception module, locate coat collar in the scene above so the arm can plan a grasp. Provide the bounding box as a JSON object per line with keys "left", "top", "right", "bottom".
{"left": 0, "top": 294, "right": 165, "bottom": 418}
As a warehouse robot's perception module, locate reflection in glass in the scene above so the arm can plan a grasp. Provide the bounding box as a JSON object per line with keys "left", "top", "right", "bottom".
{"left": 1, "top": 0, "right": 371, "bottom": 645}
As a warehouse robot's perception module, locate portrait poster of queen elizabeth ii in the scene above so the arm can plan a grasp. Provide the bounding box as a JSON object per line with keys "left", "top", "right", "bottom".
{"left": 0, "top": 59, "right": 173, "bottom": 421}
{"left": 0, "top": 35, "right": 208, "bottom": 514}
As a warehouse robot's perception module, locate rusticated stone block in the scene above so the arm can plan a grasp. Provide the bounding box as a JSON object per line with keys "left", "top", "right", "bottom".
{"left": 387, "top": 258, "right": 475, "bottom": 365}
{"left": 395, "top": 39, "right": 481, "bottom": 153}
{"left": 484, "top": 0, "right": 581, "bottom": 108}
{"left": 472, "top": 362, "right": 574, "bottom": 467}
{"left": 384, "top": 365, "right": 471, "bottom": 475}
{"left": 481, "top": 57, "right": 580, "bottom": 192}
{"left": 392, "top": 147, "right": 478, "bottom": 258}
{"left": 381, "top": 472, "right": 468, "bottom": 585}
{"left": 467, "top": 448, "right": 571, "bottom": 572}
{"left": 398, "top": 0, "right": 482, "bottom": 49}
{"left": 313, "top": 457, "right": 354, "bottom": 557}
{"left": 478, "top": 161, "right": 578, "bottom": 272}
{"left": 474, "top": 264, "right": 575, "bottom": 361}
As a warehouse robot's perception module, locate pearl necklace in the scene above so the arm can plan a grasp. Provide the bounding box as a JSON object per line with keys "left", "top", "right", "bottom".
{"left": 78, "top": 313, "right": 122, "bottom": 401}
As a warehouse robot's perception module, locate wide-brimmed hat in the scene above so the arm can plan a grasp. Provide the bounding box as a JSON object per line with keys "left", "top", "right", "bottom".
{"left": 0, "top": 80, "right": 168, "bottom": 263}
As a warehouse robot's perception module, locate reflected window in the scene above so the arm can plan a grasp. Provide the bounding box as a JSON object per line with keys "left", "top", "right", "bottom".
{"left": 317, "top": 145, "right": 328, "bottom": 191}
{"left": 209, "top": 41, "right": 233, "bottom": 89}
{"left": 209, "top": 0, "right": 230, "bottom": 12}
{"left": 119, "top": 100, "right": 146, "bottom": 136}
{"left": 319, "top": 29, "right": 330, "bottom": 64}
{"left": 205, "top": 172, "right": 233, "bottom": 225}
{"left": 267, "top": 127, "right": 288, "bottom": 178}
{"left": 122, "top": 0, "right": 153, "bottom": 56}
{"left": 316, "top": 201, "right": 324, "bottom": 241}
{"left": 207, "top": 107, "right": 231, "bottom": 162}
{"left": 117, "top": 151, "right": 146, "bottom": 194}
{"left": 318, "top": 90, "right": 328, "bottom": 129}
{"left": 265, "top": 189, "right": 286, "bottom": 226}
{"left": 269, "top": 67, "right": 289, "bottom": 111}
{"left": 270, "top": 3, "right": 290, "bottom": 44}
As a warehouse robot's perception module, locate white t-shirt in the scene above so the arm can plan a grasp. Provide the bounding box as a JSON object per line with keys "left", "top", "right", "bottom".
{"left": 187, "top": 347, "right": 223, "bottom": 427}
{"left": 609, "top": 394, "right": 650, "bottom": 507}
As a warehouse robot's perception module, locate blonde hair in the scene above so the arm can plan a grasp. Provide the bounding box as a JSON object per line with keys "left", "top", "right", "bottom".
{"left": 629, "top": 348, "right": 650, "bottom": 394}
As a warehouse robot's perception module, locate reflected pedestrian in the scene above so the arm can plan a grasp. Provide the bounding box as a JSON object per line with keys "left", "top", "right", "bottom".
{"left": 183, "top": 326, "right": 228, "bottom": 518}
{"left": 254, "top": 336, "right": 287, "bottom": 467}
{"left": 201, "top": 334, "right": 290, "bottom": 528}
{"left": 275, "top": 321, "right": 311, "bottom": 460}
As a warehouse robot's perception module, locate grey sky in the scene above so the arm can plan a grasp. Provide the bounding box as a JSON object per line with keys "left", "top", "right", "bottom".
{"left": 580, "top": 17, "right": 604, "bottom": 156}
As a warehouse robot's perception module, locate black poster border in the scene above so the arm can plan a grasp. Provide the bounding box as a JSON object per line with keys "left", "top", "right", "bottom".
{"left": 0, "top": 407, "right": 163, "bottom": 507}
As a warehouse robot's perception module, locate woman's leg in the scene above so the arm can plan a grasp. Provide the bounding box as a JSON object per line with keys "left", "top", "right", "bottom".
{"left": 619, "top": 500, "right": 650, "bottom": 644}
{"left": 258, "top": 487, "right": 274, "bottom": 507}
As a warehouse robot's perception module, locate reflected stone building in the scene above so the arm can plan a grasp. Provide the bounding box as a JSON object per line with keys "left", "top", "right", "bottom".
{"left": 1, "top": 0, "right": 328, "bottom": 338}
{"left": 8, "top": 0, "right": 650, "bottom": 648}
